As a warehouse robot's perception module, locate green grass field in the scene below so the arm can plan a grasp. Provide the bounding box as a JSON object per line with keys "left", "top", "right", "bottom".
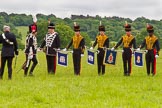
{"left": 0, "top": 51, "right": 162, "bottom": 108}
{"left": 1, "top": 26, "right": 162, "bottom": 107}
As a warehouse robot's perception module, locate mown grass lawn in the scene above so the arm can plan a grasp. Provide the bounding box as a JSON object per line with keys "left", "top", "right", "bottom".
{"left": 0, "top": 51, "right": 162, "bottom": 108}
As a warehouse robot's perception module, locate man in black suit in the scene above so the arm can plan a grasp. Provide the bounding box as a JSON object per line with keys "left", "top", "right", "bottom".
{"left": 0, "top": 25, "right": 19, "bottom": 80}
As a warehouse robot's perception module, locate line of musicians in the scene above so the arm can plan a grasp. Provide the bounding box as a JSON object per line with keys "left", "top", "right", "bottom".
{"left": 90, "top": 22, "right": 160, "bottom": 76}
{"left": 45, "top": 21, "right": 159, "bottom": 77}
{"left": 0, "top": 20, "right": 160, "bottom": 79}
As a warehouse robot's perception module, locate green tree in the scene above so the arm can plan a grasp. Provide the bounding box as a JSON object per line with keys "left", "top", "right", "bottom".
{"left": 55, "top": 24, "right": 74, "bottom": 48}
{"left": 80, "top": 32, "right": 91, "bottom": 47}
{"left": 136, "top": 29, "right": 147, "bottom": 46}
{"left": 37, "top": 21, "right": 48, "bottom": 45}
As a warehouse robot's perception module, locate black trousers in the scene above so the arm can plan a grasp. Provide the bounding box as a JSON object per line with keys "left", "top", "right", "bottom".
{"left": 24, "top": 54, "right": 38, "bottom": 76}
{"left": 122, "top": 48, "right": 132, "bottom": 75}
{"left": 0, "top": 56, "right": 13, "bottom": 79}
{"left": 145, "top": 49, "right": 156, "bottom": 75}
{"left": 73, "top": 49, "right": 81, "bottom": 75}
{"left": 46, "top": 55, "right": 56, "bottom": 74}
{"left": 97, "top": 48, "right": 105, "bottom": 75}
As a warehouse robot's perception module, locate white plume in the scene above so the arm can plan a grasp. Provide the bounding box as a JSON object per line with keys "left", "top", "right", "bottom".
{"left": 32, "top": 15, "right": 37, "bottom": 23}
{"left": 74, "top": 22, "right": 77, "bottom": 26}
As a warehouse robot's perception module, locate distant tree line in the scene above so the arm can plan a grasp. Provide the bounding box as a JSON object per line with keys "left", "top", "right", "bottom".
{"left": 0, "top": 12, "right": 162, "bottom": 49}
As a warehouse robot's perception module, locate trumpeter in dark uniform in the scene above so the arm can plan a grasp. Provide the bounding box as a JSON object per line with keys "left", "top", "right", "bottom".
{"left": 63, "top": 22, "right": 85, "bottom": 75}
{"left": 111, "top": 22, "right": 136, "bottom": 76}
{"left": 40, "top": 22, "right": 60, "bottom": 74}
{"left": 0, "top": 25, "right": 19, "bottom": 79}
{"left": 24, "top": 15, "right": 38, "bottom": 76}
{"left": 137, "top": 24, "right": 160, "bottom": 76}
{"left": 90, "top": 22, "right": 109, "bottom": 75}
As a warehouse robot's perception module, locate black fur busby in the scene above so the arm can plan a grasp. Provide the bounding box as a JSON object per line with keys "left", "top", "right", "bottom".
{"left": 99, "top": 25, "right": 105, "bottom": 31}
{"left": 48, "top": 23, "right": 55, "bottom": 29}
{"left": 124, "top": 24, "right": 131, "bottom": 31}
{"left": 74, "top": 25, "right": 80, "bottom": 31}
{"left": 147, "top": 24, "right": 154, "bottom": 33}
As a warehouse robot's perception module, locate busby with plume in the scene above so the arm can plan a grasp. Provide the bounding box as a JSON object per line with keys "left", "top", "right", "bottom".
{"left": 48, "top": 19, "right": 55, "bottom": 29}
{"left": 98, "top": 21, "right": 105, "bottom": 31}
{"left": 124, "top": 21, "right": 131, "bottom": 32}
{"left": 73, "top": 22, "right": 80, "bottom": 32}
{"left": 146, "top": 23, "right": 154, "bottom": 33}
{"left": 29, "top": 15, "right": 37, "bottom": 33}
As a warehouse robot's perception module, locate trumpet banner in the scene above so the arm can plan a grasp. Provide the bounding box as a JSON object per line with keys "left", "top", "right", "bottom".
{"left": 134, "top": 51, "right": 144, "bottom": 67}
{"left": 57, "top": 52, "right": 68, "bottom": 67}
{"left": 87, "top": 50, "right": 95, "bottom": 65}
{"left": 103, "top": 50, "right": 117, "bottom": 65}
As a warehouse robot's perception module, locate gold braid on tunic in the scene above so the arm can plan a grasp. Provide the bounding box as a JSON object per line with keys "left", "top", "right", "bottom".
{"left": 145, "top": 35, "right": 157, "bottom": 50}
{"left": 96, "top": 35, "right": 108, "bottom": 48}
{"left": 72, "top": 35, "right": 83, "bottom": 49}
{"left": 122, "top": 35, "right": 134, "bottom": 48}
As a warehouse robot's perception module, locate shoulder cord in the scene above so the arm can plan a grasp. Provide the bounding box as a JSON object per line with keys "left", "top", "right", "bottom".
{"left": 2, "top": 33, "right": 13, "bottom": 45}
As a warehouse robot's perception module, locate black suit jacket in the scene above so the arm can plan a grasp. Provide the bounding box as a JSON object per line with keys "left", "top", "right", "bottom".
{"left": 0, "top": 31, "right": 18, "bottom": 57}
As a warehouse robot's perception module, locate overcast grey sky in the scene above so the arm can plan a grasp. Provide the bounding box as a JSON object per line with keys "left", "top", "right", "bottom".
{"left": 0, "top": 0, "right": 162, "bottom": 20}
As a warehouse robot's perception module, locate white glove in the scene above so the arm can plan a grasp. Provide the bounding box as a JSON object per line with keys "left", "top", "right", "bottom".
{"left": 111, "top": 47, "right": 114, "bottom": 51}
{"left": 57, "top": 48, "right": 60, "bottom": 51}
{"left": 136, "top": 48, "right": 140, "bottom": 51}
{"left": 155, "top": 54, "right": 159, "bottom": 58}
{"left": 97, "top": 50, "right": 100, "bottom": 54}
{"left": 81, "top": 54, "right": 84, "bottom": 57}
{"left": 63, "top": 48, "right": 67, "bottom": 51}
{"left": 90, "top": 47, "right": 93, "bottom": 50}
